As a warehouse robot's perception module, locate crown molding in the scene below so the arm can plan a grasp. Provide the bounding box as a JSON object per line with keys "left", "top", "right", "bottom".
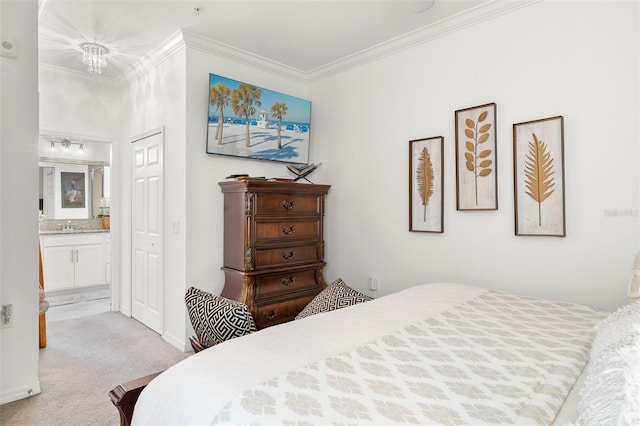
{"left": 176, "top": 0, "right": 540, "bottom": 84}
{"left": 180, "top": 30, "right": 306, "bottom": 82}
{"left": 40, "top": 0, "right": 540, "bottom": 86}
{"left": 123, "top": 29, "right": 187, "bottom": 84}
{"left": 306, "top": 0, "right": 542, "bottom": 82}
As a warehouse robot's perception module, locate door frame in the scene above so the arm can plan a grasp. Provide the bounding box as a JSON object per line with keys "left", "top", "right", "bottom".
{"left": 131, "top": 127, "right": 165, "bottom": 333}
{"left": 119, "top": 126, "right": 164, "bottom": 332}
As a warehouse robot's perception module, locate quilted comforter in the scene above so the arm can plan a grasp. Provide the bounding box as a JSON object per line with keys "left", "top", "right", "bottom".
{"left": 132, "top": 283, "right": 606, "bottom": 425}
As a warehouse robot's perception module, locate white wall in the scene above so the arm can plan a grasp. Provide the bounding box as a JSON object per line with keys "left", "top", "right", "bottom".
{"left": 39, "top": 66, "right": 121, "bottom": 138}
{"left": 0, "top": 0, "right": 41, "bottom": 404}
{"left": 309, "top": 0, "right": 639, "bottom": 310}
{"left": 178, "top": 42, "right": 310, "bottom": 347}
{"left": 115, "top": 34, "right": 311, "bottom": 351}
{"left": 118, "top": 44, "right": 188, "bottom": 348}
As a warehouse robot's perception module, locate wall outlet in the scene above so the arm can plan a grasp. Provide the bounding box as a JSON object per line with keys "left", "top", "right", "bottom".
{"left": 368, "top": 275, "right": 378, "bottom": 291}
{"left": 1, "top": 304, "right": 14, "bottom": 328}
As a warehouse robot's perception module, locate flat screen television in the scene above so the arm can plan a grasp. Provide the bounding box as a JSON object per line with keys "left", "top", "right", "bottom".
{"left": 205, "top": 73, "right": 312, "bottom": 165}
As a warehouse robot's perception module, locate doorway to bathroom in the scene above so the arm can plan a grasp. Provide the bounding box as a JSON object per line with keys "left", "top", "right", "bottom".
{"left": 38, "top": 136, "right": 114, "bottom": 323}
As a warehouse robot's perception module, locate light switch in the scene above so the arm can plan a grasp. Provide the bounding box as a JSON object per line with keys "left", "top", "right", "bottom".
{"left": 172, "top": 219, "right": 180, "bottom": 234}
{"left": 368, "top": 275, "right": 378, "bottom": 291}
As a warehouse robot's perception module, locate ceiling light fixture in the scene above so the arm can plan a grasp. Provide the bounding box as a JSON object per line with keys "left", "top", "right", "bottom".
{"left": 80, "top": 42, "right": 109, "bottom": 74}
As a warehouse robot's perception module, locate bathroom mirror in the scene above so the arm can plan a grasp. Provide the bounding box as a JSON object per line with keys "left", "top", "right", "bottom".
{"left": 38, "top": 137, "right": 112, "bottom": 220}
{"left": 39, "top": 161, "right": 111, "bottom": 220}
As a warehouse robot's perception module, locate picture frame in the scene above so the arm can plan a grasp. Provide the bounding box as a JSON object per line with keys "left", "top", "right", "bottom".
{"left": 205, "top": 73, "right": 312, "bottom": 165}
{"left": 61, "top": 172, "right": 85, "bottom": 208}
{"left": 513, "top": 115, "right": 565, "bottom": 237}
{"left": 409, "top": 136, "right": 444, "bottom": 233}
{"left": 455, "top": 102, "right": 498, "bottom": 210}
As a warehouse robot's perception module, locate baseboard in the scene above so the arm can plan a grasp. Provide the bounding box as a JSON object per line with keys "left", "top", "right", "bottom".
{"left": 118, "top": 303, "right": 131, "bottom": 316}
{"left": 162, "top": 331, "right": 189, "bottom": 352}
{"left": 0, "top": 381, "right": 41, "bottom": 405}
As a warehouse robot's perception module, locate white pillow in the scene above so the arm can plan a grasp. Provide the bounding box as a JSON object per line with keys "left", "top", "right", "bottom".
{"left": 577, "top": 300, "right": 640, "bottom": 425}
{"left": 589, "top": 299, "right": 640, "bottom": 363}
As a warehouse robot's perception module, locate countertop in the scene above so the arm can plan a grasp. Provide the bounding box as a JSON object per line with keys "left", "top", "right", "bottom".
{"left": 39, "top": 229, "right": 110, "bottom": 235}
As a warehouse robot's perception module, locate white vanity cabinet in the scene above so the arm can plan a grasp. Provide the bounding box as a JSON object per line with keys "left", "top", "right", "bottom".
{"left": 41, "top": 233, "right": 107, "bottom": 291}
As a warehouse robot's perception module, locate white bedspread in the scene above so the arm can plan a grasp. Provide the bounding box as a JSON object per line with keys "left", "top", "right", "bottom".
{"left": 132, "top": 283, "right": 605, "bottom": 425}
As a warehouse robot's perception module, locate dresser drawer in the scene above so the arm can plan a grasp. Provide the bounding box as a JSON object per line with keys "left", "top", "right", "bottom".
{"left": 254, "top": 268, "right": 323, "bottom": 301}
{"left": 254, "top": 243, "right": 322, "bottom": 269}
{"left": 254, "top": 193, "right": 321, "bottom": 216}
{"left": 220, "top": 181, "right": 330, "bottom": 329}
{"left": 255, "top": 294, "right": 317, "bottom": 328}
{"left": 254, "top": 218, "right": 320, "bottom": 243}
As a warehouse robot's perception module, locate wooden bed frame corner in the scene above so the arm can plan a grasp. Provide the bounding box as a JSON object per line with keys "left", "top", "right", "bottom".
{"left": 109, "top": 371, "right": 162, "bottom": 426}
{"left": 109, "top": 336, "right": 203, "bottom": 424}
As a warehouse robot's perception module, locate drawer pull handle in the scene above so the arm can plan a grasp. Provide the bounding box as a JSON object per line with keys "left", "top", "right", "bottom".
{"left": 282, "top": 200, "right": 296, "bottom": 210}
{"left": 281, "top": 276, "right": 296, "bottom": 286}
{"left": 281, "top": 251, "right": 296, "bottom": 260}
{"left": 282, "top": 225, "right": 296, "bottom": 235}
{"left": 263, "top": 309, "right": 278, "bottom": 320}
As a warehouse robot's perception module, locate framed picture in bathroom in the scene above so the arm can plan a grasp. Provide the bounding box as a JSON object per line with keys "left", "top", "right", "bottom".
{"left": 61, "top": 172, "right": 86, "bottom": 208}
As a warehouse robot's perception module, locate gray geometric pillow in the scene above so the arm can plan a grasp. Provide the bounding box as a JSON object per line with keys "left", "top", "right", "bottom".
{"left": 295, "top": 278, "right": 373, "bottom": 320}
{"left": 185, "top": 287, "right": 257, "bottom": 348}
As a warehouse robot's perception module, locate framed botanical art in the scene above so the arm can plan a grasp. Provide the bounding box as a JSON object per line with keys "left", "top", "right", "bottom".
{"left": 409, "top": 136, "right": 444, "bottom": 233}
{"left": 455, "top": 102, "right": 498, "bottom": 210}
{"left": 513, "top": 115, "right": 565, "bottom": 237}
{"left": 61, "top": 171, "right": 85, "bottom": 208}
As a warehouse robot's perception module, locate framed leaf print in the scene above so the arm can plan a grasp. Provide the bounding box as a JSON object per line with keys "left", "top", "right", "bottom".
{"left": 409, "top": 136, "right": 444, "bottom": 233}
{"left": 513, "top": 116, "right": 565, "bottom": 236}
{"left": 455, "top": 102, "right": 498, "bottom": 210}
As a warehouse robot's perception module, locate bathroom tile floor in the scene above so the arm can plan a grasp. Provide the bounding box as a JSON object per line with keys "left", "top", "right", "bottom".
{"left": 46, "top": 289, "right": 111, "bottom": 322}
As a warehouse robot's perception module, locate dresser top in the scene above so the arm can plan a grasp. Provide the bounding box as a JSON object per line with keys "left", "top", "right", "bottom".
{"left": 219, "top": 180, "right": 330, "bottom": 195}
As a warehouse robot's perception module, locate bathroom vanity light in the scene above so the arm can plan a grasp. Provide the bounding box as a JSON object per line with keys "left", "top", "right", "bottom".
{"left": 49, "top": 139, "right": 85, "bottom": 153}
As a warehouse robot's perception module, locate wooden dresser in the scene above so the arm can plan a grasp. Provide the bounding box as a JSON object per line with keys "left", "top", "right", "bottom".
{"left": 219, "top": 180, "right": 331, "bottom": 329}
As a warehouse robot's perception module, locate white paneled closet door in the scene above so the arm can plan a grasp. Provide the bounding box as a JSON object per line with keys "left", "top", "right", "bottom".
{"left": 131, "top": 130, "right": 164, "bottom": 334}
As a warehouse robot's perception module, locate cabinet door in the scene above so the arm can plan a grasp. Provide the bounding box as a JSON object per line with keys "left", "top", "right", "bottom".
{"left": 74, "top": 243, "right": 106, "bottom": 287}
{"left": 105, "top": 234, "right": 111, "bottom": 284}
{"left": 42, "top": 246, "right": 75, "bottom": 291}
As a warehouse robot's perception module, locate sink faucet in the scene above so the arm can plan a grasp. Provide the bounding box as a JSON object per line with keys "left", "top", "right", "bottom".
{"left": 63, "top": 220, "right": 74, "bottom": 231}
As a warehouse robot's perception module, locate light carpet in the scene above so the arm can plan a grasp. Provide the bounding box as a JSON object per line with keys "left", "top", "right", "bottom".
{"left": 0, "top": 311, "right": 190, "bottom": 425}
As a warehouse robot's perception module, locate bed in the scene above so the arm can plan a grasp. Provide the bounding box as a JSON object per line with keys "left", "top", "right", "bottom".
{"left": 111, "top": 281, "right": 640, "bottom": 425}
